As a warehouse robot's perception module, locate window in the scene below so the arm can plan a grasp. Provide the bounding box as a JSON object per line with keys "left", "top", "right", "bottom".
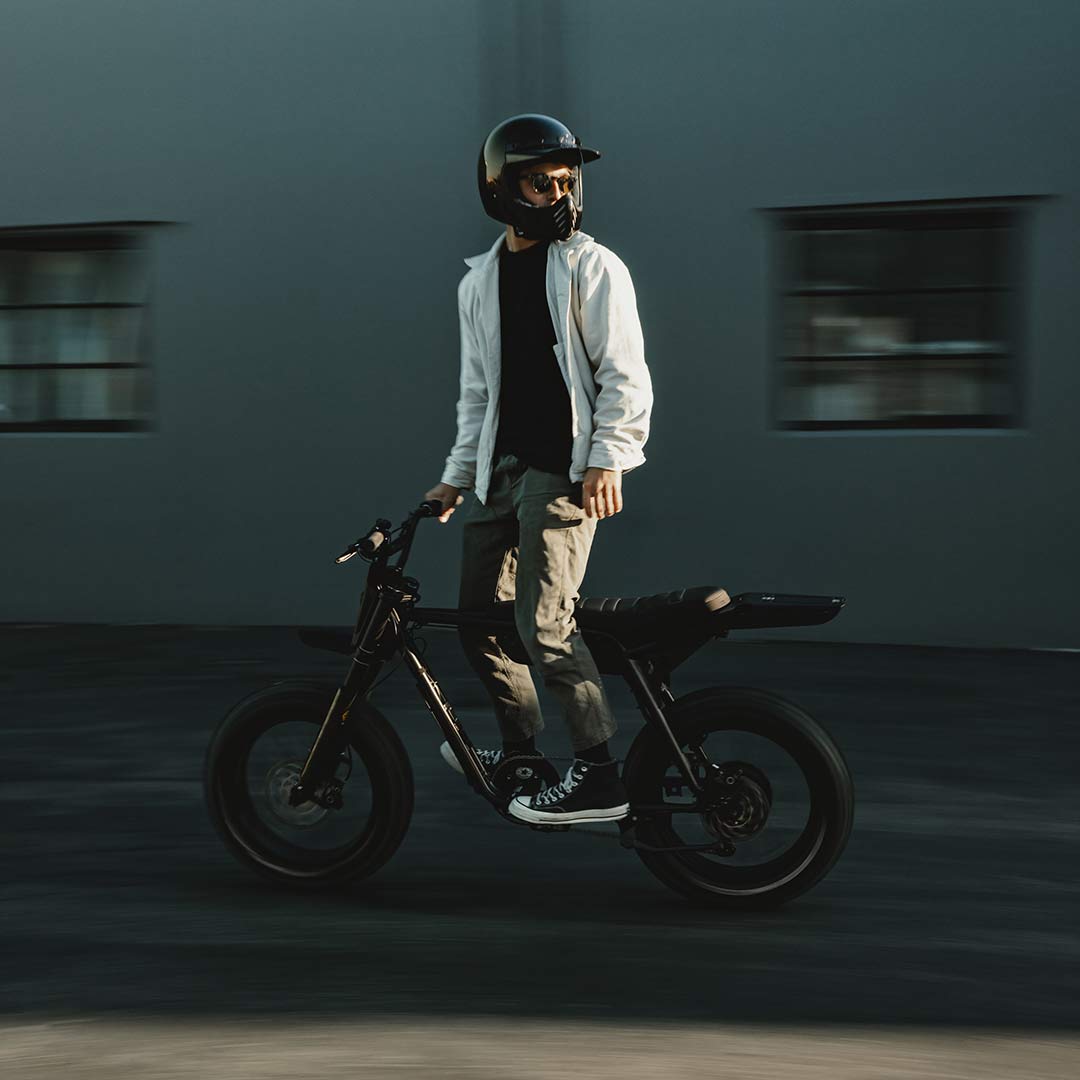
{"left": 0, "top": 224, "right": 157, "bottom": 432}
{"left": 773, "top": 203, "right": 1026, "bottom": 430}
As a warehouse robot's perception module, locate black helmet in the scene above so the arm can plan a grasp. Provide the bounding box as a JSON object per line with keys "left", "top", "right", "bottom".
{"left": 478, "top": 113, "right": 601, "bottom": 241}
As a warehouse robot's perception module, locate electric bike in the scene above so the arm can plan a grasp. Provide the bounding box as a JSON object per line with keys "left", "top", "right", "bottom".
{"left": 204, "top": 500, "right": 854, "bottom": 909}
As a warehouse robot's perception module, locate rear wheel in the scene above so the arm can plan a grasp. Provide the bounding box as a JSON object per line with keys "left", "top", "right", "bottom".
{"left": 623, "top": 687, "right": 853, "bottom": 909}
{"left": 205, "top": 681, "right": 413, "bottom": 889}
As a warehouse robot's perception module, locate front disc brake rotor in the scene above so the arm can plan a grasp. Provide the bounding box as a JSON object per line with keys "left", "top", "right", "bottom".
{"left": 702, "top": 761, "right": 773, "bottom": 843}
{"left": 264, "top": 761, "right": 330, "bottom": 828}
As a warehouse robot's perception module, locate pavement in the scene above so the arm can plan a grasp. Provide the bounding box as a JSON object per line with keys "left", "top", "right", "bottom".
{"left": 1, "top": 625, "right": 1078, "bottom": 1077}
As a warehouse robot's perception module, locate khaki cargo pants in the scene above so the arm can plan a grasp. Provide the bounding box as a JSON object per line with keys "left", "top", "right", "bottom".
{"left": 458, "top": 452, "right": 617, "bottom": 752}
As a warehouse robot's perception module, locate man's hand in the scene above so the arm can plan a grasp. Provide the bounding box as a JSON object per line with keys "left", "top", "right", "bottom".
{"left": 424, "top": 482, "right": 463, "bottom": 523}
{"left": 582, "top": 467, "right": 623, "bottom": 519}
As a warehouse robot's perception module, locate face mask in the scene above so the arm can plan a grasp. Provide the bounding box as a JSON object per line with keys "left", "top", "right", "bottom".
{"left": 510, "top": 192, "right": 582, "bottom": 242}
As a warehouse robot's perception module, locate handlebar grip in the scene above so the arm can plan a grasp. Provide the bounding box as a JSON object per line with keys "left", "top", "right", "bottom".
{"left": 419, "top": 499, "right": 445, "bottom": 518}
{"left": 358, "top": 529, "right": 387, "bottom": 556}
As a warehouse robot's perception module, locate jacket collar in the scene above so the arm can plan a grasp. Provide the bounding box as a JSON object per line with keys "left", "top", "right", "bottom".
{"left": 463, "top": 229, "right": 592, "bottom": 270}
{"left": 463, "top": 232, "right": 505, "bottom": 270}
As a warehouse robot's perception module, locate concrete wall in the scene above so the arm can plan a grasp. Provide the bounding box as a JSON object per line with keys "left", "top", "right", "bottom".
{"left": 3, "top": 0, "right": 1078, "bottom": 646}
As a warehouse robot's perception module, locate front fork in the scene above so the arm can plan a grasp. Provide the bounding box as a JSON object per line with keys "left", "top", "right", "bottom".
{"left": 289, "top": 590, "right": 398, "bottom": 807}
{"left": 289, "top": 678, "right": 365, "bottom": 807}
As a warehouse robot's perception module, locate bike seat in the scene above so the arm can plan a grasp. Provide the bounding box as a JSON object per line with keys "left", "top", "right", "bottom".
{"left": 575, "top": 587, "right": 846, "bottom": 641}
{"left": 575, "top": 585, "right": 732, "bottom": 631}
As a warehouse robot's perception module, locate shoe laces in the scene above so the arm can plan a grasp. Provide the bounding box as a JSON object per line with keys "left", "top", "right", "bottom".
{"left": 532, "top": 760, "right": 589, "bottom": 808}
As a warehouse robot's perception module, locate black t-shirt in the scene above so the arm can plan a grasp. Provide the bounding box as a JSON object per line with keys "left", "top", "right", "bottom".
{"left": 492, "top": 240, "right": 573, "bottom": 475}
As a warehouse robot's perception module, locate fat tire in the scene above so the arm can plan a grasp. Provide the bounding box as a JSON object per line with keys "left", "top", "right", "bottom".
{"left": 204, "top": 680, "right": 414, "bottom": 890}
{"left": 623, "top": 686, "right": 853, "bottom": 910}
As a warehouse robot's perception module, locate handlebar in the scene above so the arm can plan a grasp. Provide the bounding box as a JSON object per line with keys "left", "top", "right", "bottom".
{"left": 334, "top": 499, "right": 446, "bottom": 566}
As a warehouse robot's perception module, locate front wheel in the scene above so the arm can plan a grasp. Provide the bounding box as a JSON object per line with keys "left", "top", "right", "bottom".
{"left": 205, "top": 681, "right": 414, "bottom": 889}
{"left": 623, "top": 687, "right": 853, "bottom": 910}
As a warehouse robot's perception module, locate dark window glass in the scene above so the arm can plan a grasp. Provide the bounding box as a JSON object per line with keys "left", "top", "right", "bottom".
{"left": 0, "top": 228, "right": 154, "bottom": 432}
{"left": 774, "top": 207, "right": 1021, "bottom": 430}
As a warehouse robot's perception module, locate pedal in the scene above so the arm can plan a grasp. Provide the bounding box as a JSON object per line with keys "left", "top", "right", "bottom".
{"left": 529, "top": 823, "right": 571, "bottom": 833}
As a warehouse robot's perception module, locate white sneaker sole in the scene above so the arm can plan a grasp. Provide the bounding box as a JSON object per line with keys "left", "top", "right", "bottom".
{"left": 508, "top": 797, "right": 630, "bottom": 825}
{"left": 439, "top": 741, "right": 465, "bottom": 775}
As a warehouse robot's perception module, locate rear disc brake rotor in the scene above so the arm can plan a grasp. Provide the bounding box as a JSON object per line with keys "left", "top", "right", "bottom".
{"left": 702, "top": 761, "right": 773, "bottom": 843}
{"left": 264, "top": 761, "right": 330, "bottom": 828}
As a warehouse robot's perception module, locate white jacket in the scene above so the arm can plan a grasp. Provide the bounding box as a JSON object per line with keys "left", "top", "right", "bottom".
{"left": 440, "top": 229, "right": 653, "bottom": 505}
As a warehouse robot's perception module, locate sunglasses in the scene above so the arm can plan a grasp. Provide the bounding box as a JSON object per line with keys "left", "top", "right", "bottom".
{"left": 521, "top": 171, "right": 578, "bottom": 195}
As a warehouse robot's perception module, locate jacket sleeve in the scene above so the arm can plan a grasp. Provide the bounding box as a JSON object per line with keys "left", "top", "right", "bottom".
{"left": 440, "top": 276, "right": 487, "bottom": 490}
{"left": 576, "top": 247, "right": 653, "bottom": 473}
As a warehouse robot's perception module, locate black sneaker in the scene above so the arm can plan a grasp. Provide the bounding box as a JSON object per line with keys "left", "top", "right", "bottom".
{"left": 508, "top": 759, "right": 629, "bottom": 824}
{"left": 439, "top": 741, "right": 545, "bottom": 776}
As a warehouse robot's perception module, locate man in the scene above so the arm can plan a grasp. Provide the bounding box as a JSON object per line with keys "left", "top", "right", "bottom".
{"left": 424, "top": 113, "right": 652, "bottom": 825}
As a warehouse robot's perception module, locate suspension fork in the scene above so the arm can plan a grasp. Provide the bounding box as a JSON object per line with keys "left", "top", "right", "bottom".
{"left": 289, "top": 687, "right": 354, "bottom": 807}
{"left": 290, "top": 595, "right": 395, "bottom": 806}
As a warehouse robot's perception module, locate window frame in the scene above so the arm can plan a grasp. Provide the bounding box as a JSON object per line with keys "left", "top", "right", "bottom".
{"left": 0, "top": 220, "right": 167, "bottom": 434}
{"left": 767, "top": 198, "right": 1034, "bottom": 432}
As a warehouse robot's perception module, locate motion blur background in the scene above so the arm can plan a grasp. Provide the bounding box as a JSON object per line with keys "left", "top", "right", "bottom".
{"left": 3, "top": 6, "right": 1080, "bottom": 1079}
{"left": 2, "top": 0, "right": 1078, "bottom": 646}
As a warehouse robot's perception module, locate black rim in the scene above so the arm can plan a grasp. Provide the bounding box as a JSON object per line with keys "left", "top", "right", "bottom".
{"left": 213, "top": 707, "right": 387, "bottom": 879}
{"left": 633, "top": 712, "right": 831, "bottom": 896}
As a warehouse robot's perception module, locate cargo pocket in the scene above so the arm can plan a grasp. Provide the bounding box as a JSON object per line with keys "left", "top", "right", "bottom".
{"left": 520, "top": 470, "right": 583, "bottom": 525}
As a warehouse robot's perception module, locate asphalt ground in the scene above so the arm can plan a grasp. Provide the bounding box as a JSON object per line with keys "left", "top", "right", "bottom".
{"left": 1, "top": 625, "right": 1078, "bottom": 1077}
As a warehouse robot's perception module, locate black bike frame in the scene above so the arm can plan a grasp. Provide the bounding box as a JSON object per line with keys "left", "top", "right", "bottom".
{"left": 291, "top": 508, "right": 706, "bottom": 817}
